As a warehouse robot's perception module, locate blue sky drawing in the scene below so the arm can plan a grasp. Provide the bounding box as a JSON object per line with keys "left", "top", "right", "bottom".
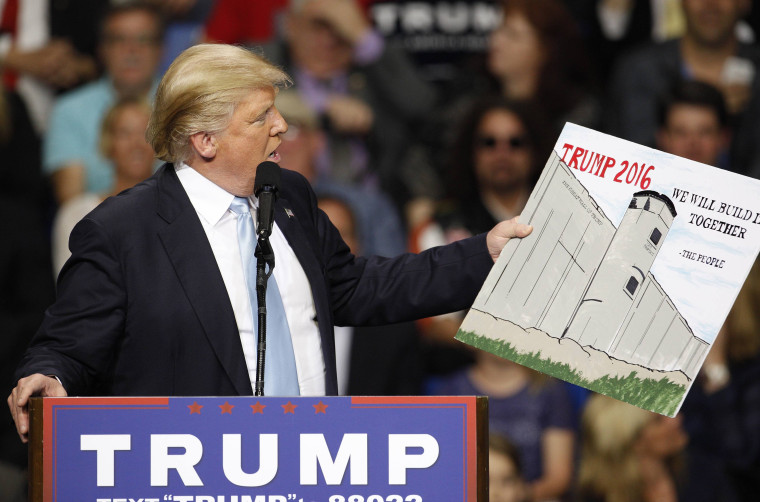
{"left": 551, "top": 123, "right": 760, "bottom": 344}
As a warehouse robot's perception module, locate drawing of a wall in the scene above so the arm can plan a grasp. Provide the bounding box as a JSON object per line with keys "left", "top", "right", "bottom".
{"left": 563, "top": 190, "right": 676, "bottom": 347}
{"left": 473, "top": 152, "right": 709, "bottom": 379}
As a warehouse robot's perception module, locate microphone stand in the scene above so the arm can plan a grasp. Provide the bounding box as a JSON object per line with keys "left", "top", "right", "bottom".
{"left": 253, "top": 237, "right": 275, "bottom": 396}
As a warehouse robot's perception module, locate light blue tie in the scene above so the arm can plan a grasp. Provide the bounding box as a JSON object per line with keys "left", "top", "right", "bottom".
{"left": 229, "top": 196, "right": 300, "bottom": 396}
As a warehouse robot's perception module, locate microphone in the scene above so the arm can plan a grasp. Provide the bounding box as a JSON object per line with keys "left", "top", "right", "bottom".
{"left": 252, "top": 162, "right": 280, "bottom": 396}
{"left": 254, "top": 161, "right": 281, "bottom": 240}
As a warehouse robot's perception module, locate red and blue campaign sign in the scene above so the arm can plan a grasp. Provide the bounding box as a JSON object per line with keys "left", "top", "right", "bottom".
{"left": 37, "top": 396, "right": 483, "bottom": 502}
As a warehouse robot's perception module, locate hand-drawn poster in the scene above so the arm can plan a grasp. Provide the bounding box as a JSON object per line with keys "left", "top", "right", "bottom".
{"left": 456, "top": 123, "right": 760, "bottom": 416}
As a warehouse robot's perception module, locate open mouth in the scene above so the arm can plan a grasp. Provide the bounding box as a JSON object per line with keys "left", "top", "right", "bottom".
{"left": 268, "top": 150, "right": 281, "bottom": 162}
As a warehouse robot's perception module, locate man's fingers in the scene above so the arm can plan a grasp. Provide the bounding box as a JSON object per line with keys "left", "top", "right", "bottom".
{"left": 502, "top": 216, "right": 533, "bottom": 238}
{"left": 8, "top": 387, "right": 29, "bottom": 443}
{"left": 7, "top": 374, "right": 67, "bottom": 443}
{"left": 486, "top": 216, "right": 533, "bottom": 262}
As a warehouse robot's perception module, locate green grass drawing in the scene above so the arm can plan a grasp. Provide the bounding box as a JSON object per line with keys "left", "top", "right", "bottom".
{"left": 456, "top": 330, "right": 685, "bottom": 416}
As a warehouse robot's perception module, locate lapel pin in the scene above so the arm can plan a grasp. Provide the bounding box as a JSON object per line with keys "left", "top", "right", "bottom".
{"left": 285, "top": 208, "right": 295, "bottom": 218}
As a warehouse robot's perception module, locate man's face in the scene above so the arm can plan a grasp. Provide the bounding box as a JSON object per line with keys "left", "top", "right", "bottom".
{"left": 473, "top": 109, "right": 533, "bottom": 195}
{"left": 658, "top": 104, "right": 726, "bottom": 166}
{"left": 286, "top": 3, "right": 353, "bottom": 79}
{"left": 682, "top": 0, "right": 742, "bottom": 47}
{"left": 211, "top": 88, "right": 287, "bottom": 195}
{"left": 100, "top": 10, "right": 163, "bottom": 95}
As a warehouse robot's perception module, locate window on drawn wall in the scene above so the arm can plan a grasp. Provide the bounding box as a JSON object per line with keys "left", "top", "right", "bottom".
{"left": 650, "top": 228, "right": 662, "bottom": 246}
{"left": 625, "top": 276, "right": 639, "bottom": 296}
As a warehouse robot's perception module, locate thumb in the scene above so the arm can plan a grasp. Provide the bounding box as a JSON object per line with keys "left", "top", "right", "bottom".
{"left": 487, "top": 216, "right": 533, "bottom": 262}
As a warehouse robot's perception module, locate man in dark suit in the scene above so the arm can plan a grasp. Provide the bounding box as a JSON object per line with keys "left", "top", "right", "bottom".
{"left": 7, "top": 44, "right": 531, "bottom": 443}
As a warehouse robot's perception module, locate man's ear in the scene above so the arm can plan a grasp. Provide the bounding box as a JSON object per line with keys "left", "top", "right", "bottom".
{"left": 189, "top": 132, "right": 217, "bottom": 160}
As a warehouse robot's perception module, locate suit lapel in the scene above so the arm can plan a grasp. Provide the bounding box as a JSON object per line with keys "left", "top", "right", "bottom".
{"left": 155, "top": 166, "right": 253, "bottom": 395}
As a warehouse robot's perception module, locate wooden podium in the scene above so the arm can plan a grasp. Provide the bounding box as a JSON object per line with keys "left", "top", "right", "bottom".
{"left": 29, "top": 396, "right": 488, "bottom": 501}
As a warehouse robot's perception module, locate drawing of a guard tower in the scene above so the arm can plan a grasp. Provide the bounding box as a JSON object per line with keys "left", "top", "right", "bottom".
{"left": 562, "top": 191, "right": 677, "bottom": 352}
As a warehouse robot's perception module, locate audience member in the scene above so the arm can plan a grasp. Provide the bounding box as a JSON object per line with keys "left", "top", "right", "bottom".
{"left": 607, "top": 0, "right": 760, "bottom": 175}
{"left": 52, "top": 97, "right": 154, "bottom": 277}
{"left": 489, "top": 432, "right": 529, "bottom": 502}
{"left": 0, "top": 0, "right": 100, "bottom": 133}
{"left": 415, "top": 97, "right": 547, "bottom": 245}
{"left": 679, "top": 258, "right": 760, "bottom": 502}
{"left": 43, "top": 1, "right": 164, "bottom": 205}
{"left": 656, "top": 80, "right": 729, "bottom": 167}
{"left": 434, "top": 352, "right": 576, "bottom": 501}
{"left": 317, "top": 194, "right": 423, "bottom": 396}
{"left": 485, "top": 0, "right": 601, "bottom": 132}
{"left": 577, "top": 394, "right": 688, "bottom": 502}
{"left": 261, "top": 0, "right": 437, "bottom": 208}
{"left": 275, "top": 89, "right": 406, "bottom": 257}
{"left": 411, "top": 97, "right": 548, "bottom": 377}
{"left": 416, "top": 0, "right": 598, "bottom": 194}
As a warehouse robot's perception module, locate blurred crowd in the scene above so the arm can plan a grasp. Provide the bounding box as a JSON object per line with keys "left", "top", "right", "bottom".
{"left": 2, "top": 0, "right": 760, "bottom": 501}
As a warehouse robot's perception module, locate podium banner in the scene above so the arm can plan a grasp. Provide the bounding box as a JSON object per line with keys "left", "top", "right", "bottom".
{"left": 30, "top": 395, "right": 486, "bottom": 502}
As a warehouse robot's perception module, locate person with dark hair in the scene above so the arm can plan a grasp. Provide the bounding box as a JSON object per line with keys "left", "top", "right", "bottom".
{"left": 415, "top": 0, "right": 599, "bottom": 204}
{"left": 439, "top": 97, "right": 549, "bottom": 235}
{"left": 607, "top": 0, "right": 760, "bottom": 175}
{"left": 486, "top": 0, "right": 601, "bottom": 132}
{"left": 411, "top": 98, "right": 549, "bottom": 375}
{"left": 43, "top": 1, "right": 164, "bottom": 205}
{"left": 656, "top": 80, "right": 729, "bottom": 167}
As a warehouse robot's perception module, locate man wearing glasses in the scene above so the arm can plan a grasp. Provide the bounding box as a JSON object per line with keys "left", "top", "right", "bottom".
{"left": 43, "top": 1, "right": 164, "bottom": 206}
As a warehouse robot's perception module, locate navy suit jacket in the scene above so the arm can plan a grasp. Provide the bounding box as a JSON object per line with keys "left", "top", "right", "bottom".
{"left": 17, "top": 165, "right": 493, "bottom": 396}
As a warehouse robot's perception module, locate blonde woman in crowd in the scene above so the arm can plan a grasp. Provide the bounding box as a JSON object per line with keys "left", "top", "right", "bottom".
{"left": 577, "top": 395, "right": 688, "bottom": 502}
{"left": 490, "top": 432, "right": 529, "bottom": 502}
{"left": 52, "top": 97, "right": 155, "bottom": 276}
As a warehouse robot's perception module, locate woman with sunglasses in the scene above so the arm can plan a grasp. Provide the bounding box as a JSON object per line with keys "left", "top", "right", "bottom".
{"left": 412, "top": 97, "right": 548, "bottom": 251}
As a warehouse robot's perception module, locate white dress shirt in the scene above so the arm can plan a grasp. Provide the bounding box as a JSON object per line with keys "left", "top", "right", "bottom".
{"left": 176, "top": 163, "right": 325, "bottom": 395}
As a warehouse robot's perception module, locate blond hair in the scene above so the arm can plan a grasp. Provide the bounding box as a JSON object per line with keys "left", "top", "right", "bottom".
{"left": 146, "top": 44, "right": 291, "bottom": 164}
{"left": 100, "top": 97, "right": 153, "bottom": 158}
{"left": 577, "top": 395, "right": 654, "bottom": 502}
